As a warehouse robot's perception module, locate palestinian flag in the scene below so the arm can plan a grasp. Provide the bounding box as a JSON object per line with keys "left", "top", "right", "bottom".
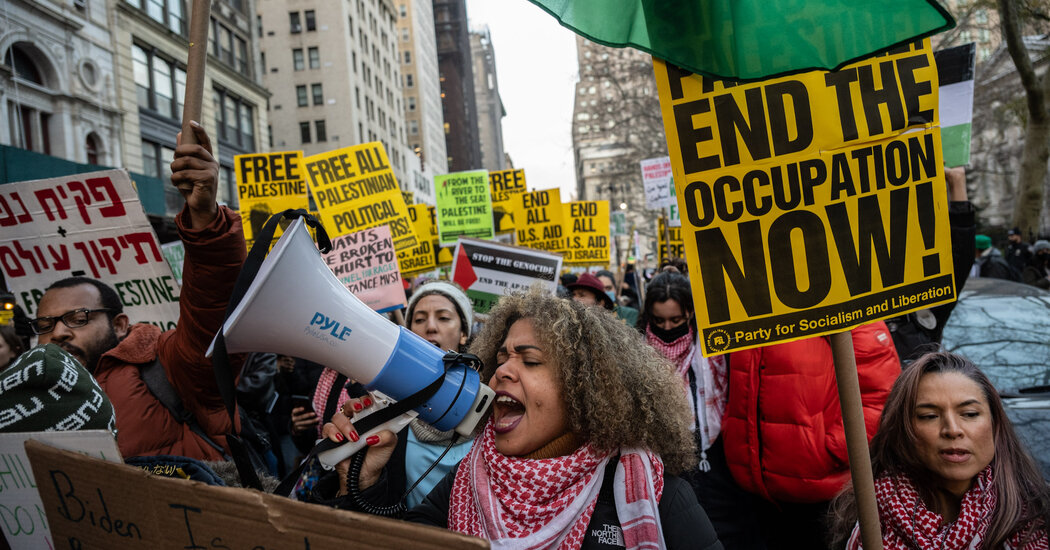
{"left": 526, "top": 0, "right": 954, "bottom": 81}
{"left": 935, "top": 43, "right": 976, "bottom": 168}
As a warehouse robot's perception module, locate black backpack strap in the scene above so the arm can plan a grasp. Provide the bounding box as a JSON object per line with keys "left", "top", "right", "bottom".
{"left": 140, "top": 357, "right": 229, "bottom": 458}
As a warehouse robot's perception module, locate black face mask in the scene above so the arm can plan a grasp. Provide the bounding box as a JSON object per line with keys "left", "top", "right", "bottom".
{"left": 649, "top": 321, "right": 691, "bottom": 343}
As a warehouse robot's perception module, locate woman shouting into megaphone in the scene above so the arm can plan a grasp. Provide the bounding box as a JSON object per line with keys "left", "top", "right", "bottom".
{"left": 323, "top": 288, "right": 723, "bottom": 549}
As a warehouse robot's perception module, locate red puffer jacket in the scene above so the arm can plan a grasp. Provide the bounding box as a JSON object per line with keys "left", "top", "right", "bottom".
{"left": 93, "top": 205, "right": 245, "bottom": 460}
{"left": 721, "top": 322, "right": 900, "bottom": 503}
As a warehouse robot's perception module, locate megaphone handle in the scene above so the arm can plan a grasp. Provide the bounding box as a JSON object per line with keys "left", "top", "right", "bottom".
{"left": 317, "top": 410, "right": 418, "bottom": 469}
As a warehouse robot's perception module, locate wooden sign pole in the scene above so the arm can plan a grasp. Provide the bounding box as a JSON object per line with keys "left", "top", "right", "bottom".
{"left": 180, "top": 0, "right": 212, "bottom": 160}
{"left": 829, "top": 331, "right": 884, "bottom": 550}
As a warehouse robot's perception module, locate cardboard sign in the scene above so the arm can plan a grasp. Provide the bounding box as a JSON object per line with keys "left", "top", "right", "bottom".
{"left": 324, "top": 225, "right": 406, "bottom": 313}
{"left": 303, "top": 142, "right": 418, "bottom": 251}
{"left": 397, "top": 204, "right": 438, "bottom": 275}
{"left": 0, "top": 431, "right": 121, "bottom": 550}
{"left": 435, "top": 171, "right": 495, "bottom": 244}
{"left": 235, "top": 151, "right": 310, "bottom": 250}
{"left": 160, "top": 241, "right": 185, "bottom": 287}
{"left": 489, "top": 169, "right": 527, "bottom": 234}
{"left": 0, "top": 169, "right": 180, "bottom": 329}
{"left": 657, "top": 216, "right": 684, "bottom": 264}
{"left": 563, "top": 201, "right": 611, "bottom": 266}
{"left": 25, "top": 441, "right": 488, "bottom": 550}
{"left": 451, "top": 239, "right": 562, "bottom": 313}
{"left": 513, "top": 189, "right": 566, "bottom": 252}
{"left": 641, "top": 157, "right": 674, "bottom": 210}
{"left": 655, "top": 39, "right": 954, "bottom": 355}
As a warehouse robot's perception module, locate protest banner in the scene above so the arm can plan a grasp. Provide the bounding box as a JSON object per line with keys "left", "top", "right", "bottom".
{"left": 657, "top": 216, "right": 684, "bottom": 264}
{"left": 667, "top": 178, "right": 681, "bottom": 228}
{"left": 489, "top": 169, "right": 527, "bottom": 233}
{"left": 562, "top": 201, "right": 611, "bottom": 266}
{"left": 25, "top": 441, "right": 487, "bottom": 550}
{"left": 0, "top": 431, "right": 120, "bottom": 550}
{"left": 935, "top": 43, "right": 975, "bottom": 168}
{"left": 513, "top": 189, "right": 567, "bottom": 252}
{"left": 450, "top": 239, "right": 562, "bottom": 313}
{"left": 397, "top": 203, "right": 437, "bottom": 275}
{"left": 641, "top": 156, "right": 674, "bottom": 210}
{"left": 303, "top": 142, "right": 418, "bottom": 251}
{"left": 435, "top": 170, "right": 494, "bottom": 244}
{"left": 324, "top": 225, "right": 405, "bottom": 312}
{"left": 0, "top": 169, "right": 180, "bottom": 328}
{"left": 402, "top": 189, "right": 415, "bottom": 206}
{"left": 160, "top": 241, "right": 185, "bottom": 287}
{"left": 235, "top": 151, "right": 310, "bottom": 251}
{"left": 654, "top": 39, "right": 952, "bottom": 357}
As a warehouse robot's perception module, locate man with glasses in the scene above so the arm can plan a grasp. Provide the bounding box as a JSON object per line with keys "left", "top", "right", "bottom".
{"left": 30, "top": 122, "right": 247, "bottom": 461}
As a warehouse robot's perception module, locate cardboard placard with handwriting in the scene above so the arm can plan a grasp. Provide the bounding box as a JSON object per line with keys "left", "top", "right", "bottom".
{"left": 26, "top": 441, "right": 487, "bottom": 550}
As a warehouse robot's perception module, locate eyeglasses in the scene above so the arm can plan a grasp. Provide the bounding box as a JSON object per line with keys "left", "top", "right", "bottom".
{"left": 30, "top": 308, "right": 112, "bottom": 335}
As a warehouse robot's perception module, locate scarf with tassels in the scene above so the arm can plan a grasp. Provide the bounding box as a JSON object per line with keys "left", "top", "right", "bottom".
{"left": 448, "top": 422, "right": 665, "bottom": 550}
{"left": 847, "top": 466, "right": 1048, "bottom": 550}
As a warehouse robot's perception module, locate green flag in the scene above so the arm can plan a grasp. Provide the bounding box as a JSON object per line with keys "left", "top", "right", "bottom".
{"left": 527, "top": 0, "right": 954, "bottom": 81}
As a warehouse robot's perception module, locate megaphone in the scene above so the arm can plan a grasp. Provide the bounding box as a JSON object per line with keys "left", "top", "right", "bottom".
{"left": 208, "top": 218, "right": 493, "bottom": 467}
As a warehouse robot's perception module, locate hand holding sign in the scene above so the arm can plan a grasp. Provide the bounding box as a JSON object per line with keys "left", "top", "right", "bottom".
{"left": 172, "top": 121, "right": 219, "bottom": 229}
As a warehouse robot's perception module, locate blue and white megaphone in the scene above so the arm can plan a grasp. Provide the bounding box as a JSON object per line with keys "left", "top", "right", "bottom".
{"left": 208, "top": 218, "right": 493, "bottom": 468}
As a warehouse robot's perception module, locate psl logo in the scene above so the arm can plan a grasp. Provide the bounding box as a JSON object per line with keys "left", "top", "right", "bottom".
{"left": 310, "top": 312, "right": 353, "bottom": 341}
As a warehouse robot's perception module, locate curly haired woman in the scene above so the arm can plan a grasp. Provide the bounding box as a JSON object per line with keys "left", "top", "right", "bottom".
{"left": 325, "top": 288, "right": 722, "bottom": 549}
{"left": 828, "top": 351, "right": 1049, "bottom": 549}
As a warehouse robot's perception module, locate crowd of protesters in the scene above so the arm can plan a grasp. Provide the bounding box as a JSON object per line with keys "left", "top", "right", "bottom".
{"left": 0, "top": 124, "right": 1048, "bottom": 549}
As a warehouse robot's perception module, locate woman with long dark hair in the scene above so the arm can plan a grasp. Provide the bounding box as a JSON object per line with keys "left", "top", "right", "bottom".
{"left": 828, "top": 351, "right": 1049, "bottom": 549}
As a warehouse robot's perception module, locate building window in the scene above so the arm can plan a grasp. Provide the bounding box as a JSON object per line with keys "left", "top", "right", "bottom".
{"left": 292, "top": 48, "right": 304, "bottom": 70}
{"left": 308, "top": 47, "right": 320, "bottom": 69}
{"left": 405, "top": 74, "right": 413, "bottom": 87}
{"left": 315, "top": 120, "right": 327, "bottom": 142}
{"left": 126, "top": 0, "right": 184, "bottom": 33}
{"left": 401, "top": 28, "right": 408, "bottom": 41}
{"left": 403, "top": 51, "right": 410, "bottom": 64}
{"left": 296, "top": 85, "right": 307, "bottom": 107}
{"left": 305, "top": 10, "right": 316, "bottom": 31}
{"left": 352, "top": 51, "right": 357, "bottom": 72}
{"left": 132, "top": 44, "right": 184, "bottom": 120}
{"left": 311, "top": 83, "right": 323, "bottom": 105}
{"left": 213, "top": 87, "right": 255, "bottom": 148}
{"left": 289, "top": 11, "right": 301, "bottom": 33}
{"left": 399, "top": 4, "right": 406, "bottom": 17}
{"left": 235, "top": 36, "right": 248, "bottom": 75}
{"left": 300, "top": 121, "right": 311, "bottom": 143}
{"left": 407, "top": 96, "right": 416, "bottom": 111}
{"left": 409, "top": 120, "right": 418, "bottom": 135}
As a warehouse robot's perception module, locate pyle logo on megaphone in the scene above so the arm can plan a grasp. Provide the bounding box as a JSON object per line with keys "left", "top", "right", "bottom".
{"left": 306, "top": 311, "right": 353, "bottom": 343}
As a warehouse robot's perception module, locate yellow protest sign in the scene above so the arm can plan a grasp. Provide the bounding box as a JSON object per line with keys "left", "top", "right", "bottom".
{"left": 431, "top": 206, "right": 455, "bottom": 268}
{"left": 402, "top": 190, "right": 415, "bottom": 205}
{"left": 563, "top": 201, "right": 610, "bottom": 266}
{"left": 397, "top": 203, "right": 437, "bottom": 275}
{"left": 235, "top": 151, "right": 309, "bottom": 249}
{"left": 514, "top": 189, "right": 566, "bottom": 252}
{"left": 489, "top": 169, "right": 526, "bottom": 233}
{"left": 657, "top": 216, "right": 684, "bottom": 265}
{"left": 655, "top": 39, "right": 953, "bottom": 356}
{"left": 303, "top": 142, "right": 417, "bottom": 251}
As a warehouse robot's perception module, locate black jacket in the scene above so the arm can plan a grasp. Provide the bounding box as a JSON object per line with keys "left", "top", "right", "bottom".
{"left": 405, "top": 460, "right": 724, "bottom": 550}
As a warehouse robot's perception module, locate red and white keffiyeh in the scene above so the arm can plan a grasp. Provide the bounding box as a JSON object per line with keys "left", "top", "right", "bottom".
{"left": 311, "top": 368, "right": 349, "bottom": 437}
{"left": 449, "top": 422, "right": 665, "bottom": 550}
{"left": 847, "top": 466, "right": 1049, "bottom": 550}
{"left": 646, "top": 330, "right": 727, "bottom": 454}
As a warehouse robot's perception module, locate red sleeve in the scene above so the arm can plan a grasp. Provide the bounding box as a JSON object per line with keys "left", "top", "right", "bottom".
{"left": 158, "top": 204, "right": 246, "bottom": 409}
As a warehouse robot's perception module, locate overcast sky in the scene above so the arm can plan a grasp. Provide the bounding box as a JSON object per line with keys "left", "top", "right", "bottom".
{"left": 464, "top": 0, "right": 580, "bottom": 199}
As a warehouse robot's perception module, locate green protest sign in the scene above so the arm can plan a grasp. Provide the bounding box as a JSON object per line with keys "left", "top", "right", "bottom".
{"left": 435, "top": 170, "right": 494, "bottom": 245}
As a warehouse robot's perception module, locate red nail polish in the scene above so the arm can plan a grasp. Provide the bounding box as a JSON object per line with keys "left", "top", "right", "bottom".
{"left": 349, "top": 430, "right": 360, "bottom": 443}
{"left": 366, "top": 435, "right": 380, "bottom": 446}
{"left": 363, "top": 397, "right": 373, "bottom": 407}
{"left": 353, "top": 402, "right": 363, "bottom": 411}
{"left": 334, "top": 433, "right": 345, "bottom": 442}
